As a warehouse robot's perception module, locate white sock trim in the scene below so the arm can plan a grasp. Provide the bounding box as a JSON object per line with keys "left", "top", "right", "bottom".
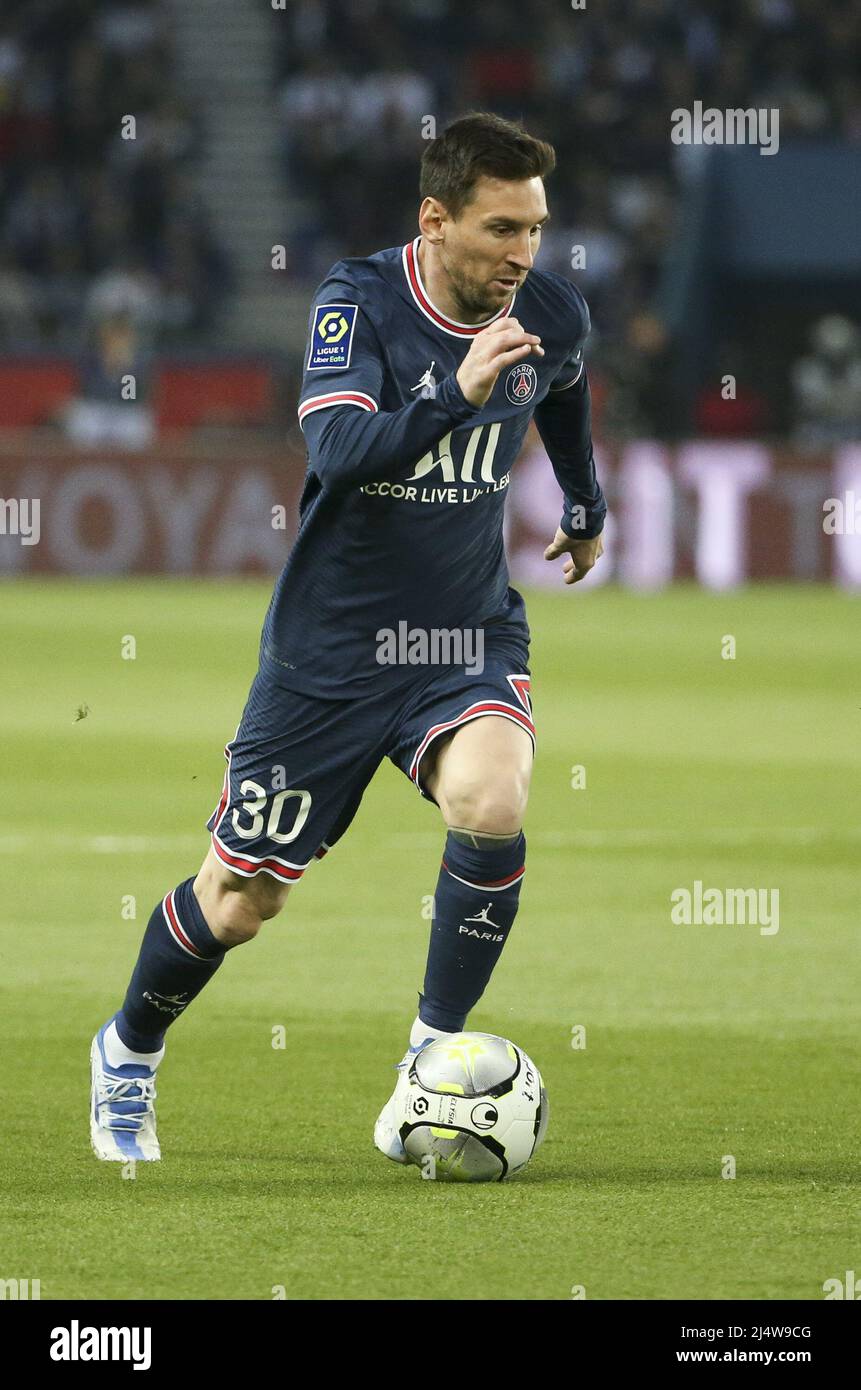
{"left": 103, "top": 1019, "right": 165, "bottom": 1070}
{"left": 409, "top": 1017, "right": 456, "bottom": 1050}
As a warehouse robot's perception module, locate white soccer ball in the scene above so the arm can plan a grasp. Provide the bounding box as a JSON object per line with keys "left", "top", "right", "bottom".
{"left": 397, "top": 1032, "right": 548, "bottom": 1182}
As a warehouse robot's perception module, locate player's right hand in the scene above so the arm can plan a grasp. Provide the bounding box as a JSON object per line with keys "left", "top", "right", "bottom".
{"left": 456, "top": 318, "right": 544, "bottom": 408}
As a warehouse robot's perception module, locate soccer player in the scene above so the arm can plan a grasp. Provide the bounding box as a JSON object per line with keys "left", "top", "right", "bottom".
{"left": 90, "top": 112, "right": 606, "bottom": 1163}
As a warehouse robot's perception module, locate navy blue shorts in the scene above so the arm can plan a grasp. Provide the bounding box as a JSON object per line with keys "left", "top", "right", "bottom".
{"left": 206, "top": 624, "right": 534, "bottom": 884}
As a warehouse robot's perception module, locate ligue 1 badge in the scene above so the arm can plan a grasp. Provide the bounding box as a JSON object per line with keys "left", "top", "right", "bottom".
{"left": 308, "top": 303, "right": 358, "bottom": 370}
{"left": 504, "top": 361, "right": 537, "bottom": 405}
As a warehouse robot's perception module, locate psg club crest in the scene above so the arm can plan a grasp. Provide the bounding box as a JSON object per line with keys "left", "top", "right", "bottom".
{"left": 504, "top": 362, "right": 537, "bottom": 405}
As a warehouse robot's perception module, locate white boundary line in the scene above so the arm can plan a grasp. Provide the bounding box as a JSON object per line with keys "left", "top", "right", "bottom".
{"left": 0, "top": 828, "right": 858, "bottom": 854}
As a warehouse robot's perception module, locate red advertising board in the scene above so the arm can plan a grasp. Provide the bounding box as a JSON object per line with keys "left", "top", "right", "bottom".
{"left": 1, "top": 432, "right": 859, "bottom": 587}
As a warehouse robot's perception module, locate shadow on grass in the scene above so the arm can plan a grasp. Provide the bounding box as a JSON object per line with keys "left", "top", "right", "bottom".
{"left": 66, "top": 1149, "right": 859, "bottom": 1194}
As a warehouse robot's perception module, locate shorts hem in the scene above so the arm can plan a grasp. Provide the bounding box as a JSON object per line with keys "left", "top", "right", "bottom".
{"left": 210, "top": 831, "right": 311, "bottom": 883}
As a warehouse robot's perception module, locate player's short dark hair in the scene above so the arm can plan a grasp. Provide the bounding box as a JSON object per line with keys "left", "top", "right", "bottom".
{"left": 420, "top": 111, "right": 556, "bottom": 218}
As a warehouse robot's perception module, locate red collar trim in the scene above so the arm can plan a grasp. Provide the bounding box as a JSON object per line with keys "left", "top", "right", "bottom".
{"left": 402, "top": 237, "right": 515, "bottom": 338}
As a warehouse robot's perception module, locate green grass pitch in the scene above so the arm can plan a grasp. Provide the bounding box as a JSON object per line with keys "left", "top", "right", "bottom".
{"left": 1, "top": 580, "right": 858, "bottom": 1300}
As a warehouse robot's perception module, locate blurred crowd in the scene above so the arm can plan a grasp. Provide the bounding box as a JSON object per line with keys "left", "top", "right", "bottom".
{"left": 275, "top": 0, "right": 860, "bottom": 438}
{"left": 0, "top": 0, "right": 229, "bottom": 354}
{"left": 0, "top": 0, "right": 858, "bottom": 445}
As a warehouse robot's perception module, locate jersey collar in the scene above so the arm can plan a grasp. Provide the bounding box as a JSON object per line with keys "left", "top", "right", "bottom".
{"left": 401, "top": 236, "right": 516, "bottom": 338}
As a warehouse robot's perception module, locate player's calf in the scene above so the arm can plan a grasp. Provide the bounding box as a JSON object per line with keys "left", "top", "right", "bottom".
{"left": 194, "top": 846, "right": 291, "bottom": 947}
{"left": 375, "top": 730, "right": 532, "bottom": 1163}
{"left": 111, "top": 852, "right": 290, "bottom": 1055}
{"left": 417, "top": 716, "right": 533, "bottom": 1034}
{"left": 418, "top": 824, "right": 527, "bottom": 1030}
{"left": 91, "top": 853, "right": 291, "bottom": 1161}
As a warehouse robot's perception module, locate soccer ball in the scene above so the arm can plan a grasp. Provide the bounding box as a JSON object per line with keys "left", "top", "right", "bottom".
{"left": 397, "top": 1032, "right": 548, "bottom": 1182}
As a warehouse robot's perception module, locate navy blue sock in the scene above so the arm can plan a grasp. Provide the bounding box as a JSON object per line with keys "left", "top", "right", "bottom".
{"left": 116, "top": 878, "right": 225, "bottom": 1053}
{"left": 419, "top": 831, "right": 526, "bottom": 1032}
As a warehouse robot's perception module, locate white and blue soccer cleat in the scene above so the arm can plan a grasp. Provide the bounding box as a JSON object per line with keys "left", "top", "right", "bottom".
{"left": 90, "top": 1018, "right": 162, "bottom": 1162}
{"left": 373, "top": 1036, "right": 437, "bottom": 1164}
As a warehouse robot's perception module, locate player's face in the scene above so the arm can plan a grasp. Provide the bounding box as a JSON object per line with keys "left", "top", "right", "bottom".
{"left": 442, "top": 176, "right": 549, "bottom": 319}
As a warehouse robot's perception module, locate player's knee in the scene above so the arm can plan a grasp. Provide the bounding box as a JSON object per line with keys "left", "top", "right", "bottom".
{"left": 194, "top": 853, "right": 290, "bottom": 947}
{"left": 442, "top": 773, "right": 528, "bottom": 837}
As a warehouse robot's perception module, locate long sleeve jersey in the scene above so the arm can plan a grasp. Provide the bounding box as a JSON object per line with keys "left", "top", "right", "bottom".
{"left": 261, "top": 236, "right": 606, "bottom": 695}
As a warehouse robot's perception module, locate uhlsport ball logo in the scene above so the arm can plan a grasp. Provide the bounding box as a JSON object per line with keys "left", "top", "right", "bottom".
{"left": 505, "top": 362, "right": 537, "bottom": 404}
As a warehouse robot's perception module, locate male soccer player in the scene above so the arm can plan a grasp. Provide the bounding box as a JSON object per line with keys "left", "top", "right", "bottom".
{"left": 90, "top": 111, "right": 605, "bottom": 1163}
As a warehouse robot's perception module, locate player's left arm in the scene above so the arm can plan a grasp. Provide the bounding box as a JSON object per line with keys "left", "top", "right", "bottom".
{"left": 533, "top": 296, "right": 606, "bottom": 586}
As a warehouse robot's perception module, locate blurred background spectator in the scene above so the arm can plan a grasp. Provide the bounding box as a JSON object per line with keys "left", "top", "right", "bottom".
{"left": 791, "top": 314, "right": 861, "bottom": 445}
{"left": 63, "top": 304, "right": 154, "bottom": 447}
{"left": 0, "top": 0, "right": 229, "bottom": 354}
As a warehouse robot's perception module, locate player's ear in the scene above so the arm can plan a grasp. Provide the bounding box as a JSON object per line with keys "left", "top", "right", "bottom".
{"left": 418, "top": 196, "right": 447, "bottom": 244}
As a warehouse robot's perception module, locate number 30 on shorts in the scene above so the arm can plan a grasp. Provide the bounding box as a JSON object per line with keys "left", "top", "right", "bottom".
{"left": 231, "top": 781, "right": 312, "bottom": 844}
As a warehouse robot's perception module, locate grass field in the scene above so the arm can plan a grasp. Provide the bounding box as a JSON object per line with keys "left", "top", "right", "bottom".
{"left": 1, "top": 580, "right": 858, "bottom": 1301}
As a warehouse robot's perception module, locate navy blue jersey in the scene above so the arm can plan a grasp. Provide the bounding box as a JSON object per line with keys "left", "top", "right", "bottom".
{"left": 262, "top": 236, "right": 606, "bottom": 696}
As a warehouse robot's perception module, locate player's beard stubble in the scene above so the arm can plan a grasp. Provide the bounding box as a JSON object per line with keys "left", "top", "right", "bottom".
{"left": 437, "top": 243, "right": 520, "bottom": 321}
